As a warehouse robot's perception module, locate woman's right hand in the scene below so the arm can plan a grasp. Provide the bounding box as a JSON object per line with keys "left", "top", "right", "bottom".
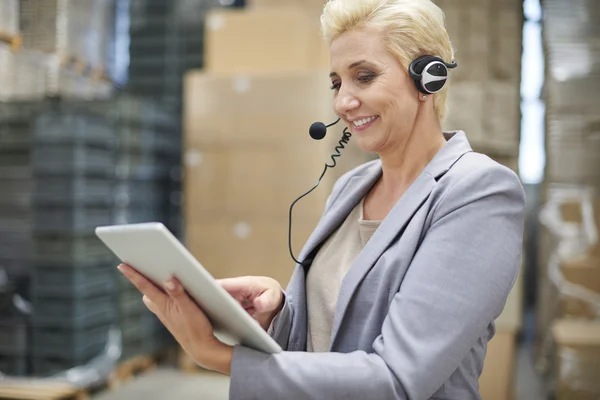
{"left": 217, "top": 276, "right": 284, "bottom": 331}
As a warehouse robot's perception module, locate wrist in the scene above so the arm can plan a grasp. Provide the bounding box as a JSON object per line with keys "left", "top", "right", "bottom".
{"left": 196, "top": 338, "right": 233, "bottom": 376}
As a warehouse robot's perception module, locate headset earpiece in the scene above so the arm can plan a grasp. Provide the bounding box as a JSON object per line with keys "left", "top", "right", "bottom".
{"left": 409, "top": 55, "right": 457, "bottom": 95}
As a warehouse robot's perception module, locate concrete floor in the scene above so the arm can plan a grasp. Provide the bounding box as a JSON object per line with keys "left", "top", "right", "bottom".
{"left": 93, "top": 369, "right": 230, "bottom": 400}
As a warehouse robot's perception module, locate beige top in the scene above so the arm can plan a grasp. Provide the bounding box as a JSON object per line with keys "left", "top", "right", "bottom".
{"left": 306, "top": 197, "right": 382, "bottom": 352}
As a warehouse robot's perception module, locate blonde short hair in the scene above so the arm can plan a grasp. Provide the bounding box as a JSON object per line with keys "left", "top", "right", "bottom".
{"left": 321, "top": 0, "right": 455, "bottom": 122}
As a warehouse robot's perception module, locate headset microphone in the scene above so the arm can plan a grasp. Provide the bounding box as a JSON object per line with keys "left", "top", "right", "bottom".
{"left": 288, "top": 117, "right": 350, "bottom": 266}
{"left": 309, "top": 118, "right": 341, "bottom": 140}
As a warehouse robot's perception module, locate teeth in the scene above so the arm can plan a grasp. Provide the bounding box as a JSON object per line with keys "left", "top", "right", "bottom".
{"left": 353, "top": 116, "right": 377, "bottom": 127}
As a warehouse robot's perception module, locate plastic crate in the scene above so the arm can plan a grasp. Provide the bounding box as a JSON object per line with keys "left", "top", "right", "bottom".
{"left": 118, "top": 289, "right": 145, "bottom": 317}
{"left": 31, "top": 265, "right": 115, "bottom": 297}
{"left": 34, "top": 112, "right": 116, "bottom": 148}
{"left": 32, "top": 323, "right": 110, "bottom": 358}
{"left": 0, "top": 152, "right": 31, "bottom": 168}
{"left": 0, "top": 320, "right": 28, "bottom": 356}
{"left": 119, "top": 312, "right": 146, "bottom": 343}
{"left": 33, "top": 175, "right": 114, "bottom": 206}
{"left": 120, "top": 338, "right": 148, "bottom": 361}
{"left": 31, "top": 295, "right": 115, "bottom": 329}
{"left": 0, "top": 229, "right": 32, "bottom": 261}
{"left": 0, "top": 178, "right": 33, "bottom": 209}
{"left": 113, "top": 179, "right": 167, "bottom": 207}
{"left": 0, "top": 354, "right": 27, "bottom": 376}
{"left": 31, "top": 235, "right": 111, "bottom": 265}
{"left": 31, "top": 350, "right": 102, "bottom": 377}
{"left": 113, "top": 206, "right": 164, "bottom": 225}
{"left": 33, "top": 205, "right": 113, "bottom": 234}
{"left": 32, "top": 145, "right": 116, "bottom": 177}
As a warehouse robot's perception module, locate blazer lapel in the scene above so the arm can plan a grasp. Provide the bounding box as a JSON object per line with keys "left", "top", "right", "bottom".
{"left": 329, "top": 172, "right": 435, "bottom": 346}
{"left": 329, "top": 130, "right": 473, "bottom": 348}
{"left": 296, "top": 165, "right": 383, "bottom": 267}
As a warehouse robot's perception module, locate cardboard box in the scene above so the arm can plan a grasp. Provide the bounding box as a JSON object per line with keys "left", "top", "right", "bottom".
{"left": 184, "top": 70, "right": 337, "bottom": 146}
{"left": 552, "top": 320, "right": 600, "bottom": 400}
{"left": 183, "top": 142, "right": 336, "bottom": 222}
{"left": 495, "top": 266, "right": 523, "bottom": 332}
{"left": 479, "top": 330, "right": 516, "bottom": 400}
{"left": 248, "top": 0, "right": 326, "bottom": 15}
{"left": 204, "top": 8, "right": 329, "bottom": 74}
{"left": 186, "top": 218, "right": 316, "bottom": 287}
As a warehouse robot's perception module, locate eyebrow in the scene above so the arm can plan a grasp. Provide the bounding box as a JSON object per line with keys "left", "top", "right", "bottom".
{"left": 329, "top": 60, "right": 373, "bottom": 77}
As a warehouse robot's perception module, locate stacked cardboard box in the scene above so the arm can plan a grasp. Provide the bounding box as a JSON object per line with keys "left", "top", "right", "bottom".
{"left": 536, "top": 0, "right": 600, "bottom": 396}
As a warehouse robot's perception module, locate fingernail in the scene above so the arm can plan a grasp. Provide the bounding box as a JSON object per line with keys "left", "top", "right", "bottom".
{"left": 117, "top": 264, "right": 123, "bottom": 272}
{"left": 164, "top": 280, "right": 176, "bottom": 291}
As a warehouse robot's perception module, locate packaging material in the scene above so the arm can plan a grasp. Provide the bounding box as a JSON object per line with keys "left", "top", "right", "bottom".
{"left": 0, "top": 0, "right": 19, "bottom": 37}
{"left": 0, "top": 44, "right": 47, "bottom": 102}
{"left": 536, "top": 184, "right": 600, "bottom": 377}
{"left": 19, "top": 0, "right": 113, "bottom": 70}
{"left": 551, "top": 320, "right": 600, "bottom": 400}
{"left": 204, "top": 7, "right": 329, "bottom": 74}
{"left": 479, "top": 330, "right": 516, "bottom": 400}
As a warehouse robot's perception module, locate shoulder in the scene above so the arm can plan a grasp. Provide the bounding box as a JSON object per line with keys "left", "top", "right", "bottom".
{"left": 431, "top": 151, "right": 525, "bottom": 217}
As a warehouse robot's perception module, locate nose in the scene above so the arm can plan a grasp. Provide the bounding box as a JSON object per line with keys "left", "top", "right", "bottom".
{"left": 334, "top": 87, "right": 360, "bottom": 117}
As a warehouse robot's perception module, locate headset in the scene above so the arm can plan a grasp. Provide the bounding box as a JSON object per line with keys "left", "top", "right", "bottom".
{"left": 288, "top": 55, "right": 457, "bottom": 266}
{"left": 408, "top": 55, "right": 457, "bottom": 95}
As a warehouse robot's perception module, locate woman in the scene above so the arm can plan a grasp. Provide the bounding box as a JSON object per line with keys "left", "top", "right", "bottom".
{"left": 119, "top": 0, "right": 525, "bottom": 398}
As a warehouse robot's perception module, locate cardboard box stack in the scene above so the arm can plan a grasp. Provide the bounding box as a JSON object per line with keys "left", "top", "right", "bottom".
{"left": 184, "top": 4, "right": 373, "bottom": 288}
{"left": 536, "top": 1, "right": 600, "bottom": 398}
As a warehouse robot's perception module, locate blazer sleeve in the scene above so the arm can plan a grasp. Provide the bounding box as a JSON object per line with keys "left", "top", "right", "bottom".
{"left": 228, "top": 165, "right": 526, "bottom": 400}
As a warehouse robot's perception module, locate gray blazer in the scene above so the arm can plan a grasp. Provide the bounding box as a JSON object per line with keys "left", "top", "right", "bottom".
{"left": 229, "top": 131, "right": 526, "bottom": 400}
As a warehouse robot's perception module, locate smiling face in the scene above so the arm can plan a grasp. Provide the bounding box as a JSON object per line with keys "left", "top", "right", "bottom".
{"left": 329, "top": 27, "right": 421, "bottom": 154}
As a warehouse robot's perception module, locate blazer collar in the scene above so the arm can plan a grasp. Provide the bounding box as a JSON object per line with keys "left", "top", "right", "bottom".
{"left": 297, "top": 130, "right": 472, "bottom": 267}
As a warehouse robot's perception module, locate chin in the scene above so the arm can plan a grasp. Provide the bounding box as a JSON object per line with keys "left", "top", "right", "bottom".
{"left": 353, "top": 136, "right": 382, "bottom": 154}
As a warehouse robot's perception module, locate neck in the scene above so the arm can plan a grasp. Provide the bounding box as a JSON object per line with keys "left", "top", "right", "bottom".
{"left": 377, "top": 110, "right": 446, "bottom": 198}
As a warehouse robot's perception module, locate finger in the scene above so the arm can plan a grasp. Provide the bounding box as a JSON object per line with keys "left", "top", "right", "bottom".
{"left": 164, "top": 278, "right": 198, "bottom": 312}
{"left": 217, "top": 277, "right": 251, "bottom": 296}
{"left": 118, "top": 264, "right": 167, "bottom": 308}
{"left": 142, "top": 295, "right": 158, "bottom": 314}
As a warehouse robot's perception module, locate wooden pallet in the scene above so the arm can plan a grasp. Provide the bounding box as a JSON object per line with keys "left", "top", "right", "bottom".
{"left": 0, "top": 381, "right": 88, "bottom": 400}
{"left": 58, "top": 56, "right": 110, "bottom": 82}
{"left": 0, "top": 32, "right": 22, "bottom": 51}
{"left": 178, "top": 347, "right": 200, "bottom": 373}
{"left": 106, "top": 355, "right": 157, "bottom": 390}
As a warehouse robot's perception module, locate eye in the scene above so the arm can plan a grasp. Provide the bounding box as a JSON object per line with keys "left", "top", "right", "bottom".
{"left": 357, "top": 72, "right": 376, "bottom": 83}
{"left": 330, "top": 80, "right": 341, "bottom": 91}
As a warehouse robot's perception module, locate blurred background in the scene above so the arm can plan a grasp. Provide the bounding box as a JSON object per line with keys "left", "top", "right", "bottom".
{"left": 0, "top": 0, "right": 598, "bottom": 399}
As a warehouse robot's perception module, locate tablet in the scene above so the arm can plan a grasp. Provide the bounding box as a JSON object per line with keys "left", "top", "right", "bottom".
{"left": 95, "top": 222, "right": 282, "bottom": 354}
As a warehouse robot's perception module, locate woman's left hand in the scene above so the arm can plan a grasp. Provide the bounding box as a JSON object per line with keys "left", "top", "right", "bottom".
{"left": 118, "top": 263, "right": 233, "bottom": 375}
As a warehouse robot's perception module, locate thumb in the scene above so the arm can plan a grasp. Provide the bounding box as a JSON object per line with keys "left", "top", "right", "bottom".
{"left": 253, "top": 289, "right": 278, "bottom": 314}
